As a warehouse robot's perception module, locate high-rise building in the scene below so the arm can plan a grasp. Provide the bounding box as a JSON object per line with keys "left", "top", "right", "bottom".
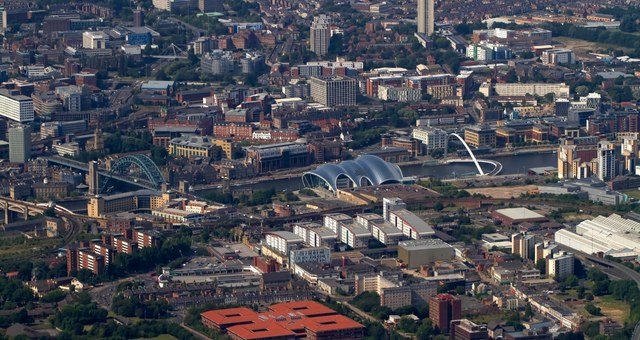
{"left": 8, "top": 124, "right": 31, "bottom": 163}
{"left": 0, "top": 7, "right": 7, "bottom": 33}
{"left": 88, "top": 161, "right": 99, "bottom": 195}
{"left": 511, "top": 232, "right": 535, "bottom": 261}
{"left": 597, "top": 141, "right": 617, "bottom": 181}
{"left": 429, "top": 294, "right": 461, "bottom": 333}
{"left": 309, "top": 76, "right": 356, "bottom": 107}
{"left": 310, "top": 15, "right": 331, "bottom": 57}
{"left": 450, "top": 319, "right": 489, "bottom": 340}
{"left": 547, "top": 251, "right": 574, "bottom": 280}
{"left": 417, "top": 0, "right": 435, "bottom": 36}
{"left": 0, "top": 89, "right": 34, "bottom": 122}
{"left": 133, "top": 9, "right": 144, "bottom": 27}
{"left": 621, "top": 136, "right": 638, "bottom": 175}
{"left": 199, "top": 0, "right": 223, "bottom": 12}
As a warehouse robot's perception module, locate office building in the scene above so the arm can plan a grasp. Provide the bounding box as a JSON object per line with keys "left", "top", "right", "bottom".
{"left": 412, "top": 126, "right": 447, "bottom": 154}
{"left": 417, "top": 0, "right": 435, "bottom": 36}
{"left": 8, "top": 124, "right": 31, "bottom": 163}
{"left": 0, "top": 89, "right": 34, "bottom": 122}
{"left": 430, "top": 294, "right": 461, "bottom": 333}
{"left": 464, "top": 125, "right": 496, "bottom": 148}
{"left": 82, "top": 31, "right": 108, "bottom": 49}
{"left": 547, "top": 251, "right": 574, "bottom": 280}
{"left": 398, "top": 239, "right": 455, "bottom": 269}
{"left": 310, "top": 15, "right": 331, "bottom": 57}
{"left": 597, "top": 141, "right": 617, "bottom": 181}
{"left": 310, "top": 76, "right": 357, "bottom": 107}
{"left": 169, "top": 136, "right": 219, "bottom": 158}
{"left": 199, "top": 0, "right": 223, "bottom": 12}
{"left": 542, "top": 49, "right": 575, "bottom": 65}
{"left": 466, "top": 42, "right": 512, "bottom": 61}
{"left": 450, "top": 319, "right": 489, "bottom": 340}
{"left": 0, "top": 7, "right": 7, "bottom": 33}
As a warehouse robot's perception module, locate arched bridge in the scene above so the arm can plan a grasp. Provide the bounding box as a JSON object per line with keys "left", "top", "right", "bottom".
{"left": 445, "top": 133, "right": 485, "bottom": 176}
{"left": 100, "top": 155, "right": 166, "bottom": 193}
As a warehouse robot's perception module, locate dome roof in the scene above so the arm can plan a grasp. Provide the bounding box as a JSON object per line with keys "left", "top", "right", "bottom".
{"left": 302, "top": 154, "right": 403, "bottom": 192}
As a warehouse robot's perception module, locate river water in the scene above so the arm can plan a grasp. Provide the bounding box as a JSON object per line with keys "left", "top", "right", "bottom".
{"left": 226, "top": 152, "right": 558, "bottom": 193}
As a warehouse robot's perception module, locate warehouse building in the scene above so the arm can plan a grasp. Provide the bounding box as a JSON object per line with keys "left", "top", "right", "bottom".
{"left": 398, "top": 239, "right": 455, "bottom": 269}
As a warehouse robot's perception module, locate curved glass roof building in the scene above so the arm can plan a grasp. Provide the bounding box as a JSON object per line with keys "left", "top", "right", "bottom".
{"left": 302, "top": 155, "right": 404, "bottom": 192}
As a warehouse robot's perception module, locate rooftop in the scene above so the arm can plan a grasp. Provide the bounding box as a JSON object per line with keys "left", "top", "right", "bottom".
{"left": 398, "top": 238, "right": 452, "bottom": 251}
{"left": 266, "top": 231, "right": 304, "bottom": 242}
{"left": 494, "top": 207, "right": 545, "bottom": 220}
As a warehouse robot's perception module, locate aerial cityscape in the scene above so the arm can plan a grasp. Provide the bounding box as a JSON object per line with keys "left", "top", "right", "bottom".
{"left": 0, "top": 0, "right": 639, "bottom": 339}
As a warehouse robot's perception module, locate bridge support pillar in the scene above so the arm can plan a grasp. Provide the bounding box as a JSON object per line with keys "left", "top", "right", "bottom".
{"left": 24, "top": 207, "right": 28, "bottom": 221}
{"left": 3, "top": 208, "right": 7, "bottom": 224}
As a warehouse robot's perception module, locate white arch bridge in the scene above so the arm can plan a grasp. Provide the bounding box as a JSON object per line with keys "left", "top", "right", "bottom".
{"left": 443, "top": 133, "right": 502, "bottom": 177}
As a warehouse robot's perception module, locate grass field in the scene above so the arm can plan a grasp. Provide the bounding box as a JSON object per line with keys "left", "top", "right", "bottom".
{"left": 555, "top": 36, "right": 633, "bottom": 54}
{"left": 621, "top": 189, "right": 640, "bottom": 200}
{"left": 597, "top": 296, "right": 630, "bottom": 323}
{"left": 135, "top": 334, "right": 178, "bottom": 340}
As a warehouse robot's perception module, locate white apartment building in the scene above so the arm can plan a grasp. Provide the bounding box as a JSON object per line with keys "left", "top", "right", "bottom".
{"left": 547, "top": 251, "right": 574, "bottom": 280}
{"left": 0, "top": 90, "right": 34, "bottom": 122}
{"left": 289, "top": 247, "right": 331, "bottom": 266}
{"left": 489, "top": 82, "right": 571, "bottom": 98}
{"left": 323, "top": 213, "right": 353, "bottom": 235}
{"left": 378, "top": 85, "right": 422, "bottom": 102}
{"left": 369, "top": 220, "right": 404, "bottom": 245}
{"left": 412, "top": 126, "right": 448, "bottom": 154}
{"left": 292, "top": 222, "right": 337, "bottom": 248}
{"left": 264, "top": 231, "right": 304, "bottom": 255}
{"left": 340, "top": 222, "right": 371, "bottom": 248}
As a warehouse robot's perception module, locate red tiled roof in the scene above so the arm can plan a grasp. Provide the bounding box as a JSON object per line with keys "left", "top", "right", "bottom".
{"left": 268, "top": 300, "right": 336, "bottom": 317}
{"left": 303, "top": 314, "right": 366, "bottom": 333}
{"left": 201, "top": 301, "right": 365, "bottom": 339}
{"left": 201, "top": 307, "right": 256, "bottom": 328}
{"left": 227, "top": 322, "right": 297, "bottom": 340}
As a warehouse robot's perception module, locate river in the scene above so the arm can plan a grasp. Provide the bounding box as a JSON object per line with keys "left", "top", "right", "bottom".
{"left": 211, "top": 151, "right": 558, "bottom": 194}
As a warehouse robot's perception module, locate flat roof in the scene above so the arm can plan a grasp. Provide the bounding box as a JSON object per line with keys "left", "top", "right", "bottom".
{"left": 398, "top": 238, "right": 452, "bottom": 251}
{"left": 266, "top": 231, "right": 304, "bottom": 242}
{"left": 495, "top": 207, "right": 545, "bottom": 220}
{"left": 202, "top": 300, "right": 364, "bottom": 337}
{"left": 391, "top": 209, "right": 435, "bottom": 235}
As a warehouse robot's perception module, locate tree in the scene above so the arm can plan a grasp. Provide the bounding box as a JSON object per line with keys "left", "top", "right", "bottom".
{"left": 576, "top": 286, "right": 585, "bottom": 299}
{"left": 397, "top": 317, "right": 418, "bottom": 333}
{"left": 584, "top": 303, "right": 602, "bottom": 316}
{"left": 416, "top": 318, "right": 436, "bottom": 340}
{"left": 524, "top": 303, "right": 533, "bottom": 320}
{"left": 434, "top": 202, "right": 444, "bottom": 211}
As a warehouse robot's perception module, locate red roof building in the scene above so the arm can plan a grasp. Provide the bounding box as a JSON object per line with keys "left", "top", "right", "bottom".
{"left": 201, "top": 300, "right": 365, "bottom": 340}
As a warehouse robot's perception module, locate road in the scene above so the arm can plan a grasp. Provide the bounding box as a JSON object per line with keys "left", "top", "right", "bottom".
{"left": 166, "top": 17, "right": 205, "bottom": 40}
